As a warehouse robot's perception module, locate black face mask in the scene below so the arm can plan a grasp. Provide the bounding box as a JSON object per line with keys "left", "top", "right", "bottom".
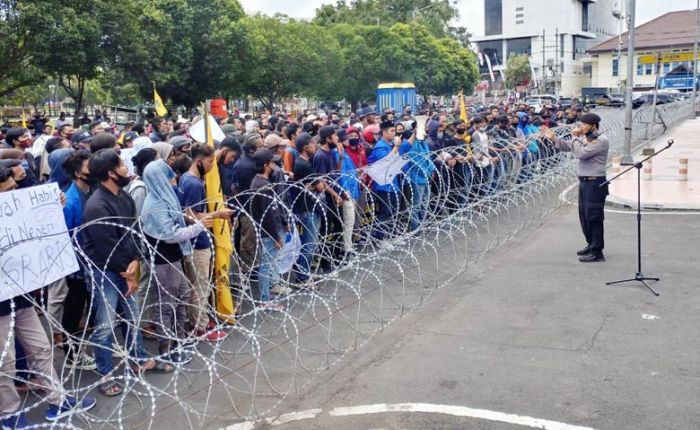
{"left": 456, "top": 128, "right": 466, "bottom": 135}
{"left": 586, "top": 129, "right": 599, "bottom": 140}
{"left": 348, "top": 138, "right": 360, "bottom": 146}
{"left": 79, "top": 174, "right": 97, "bottom": 187}
{"left": 111, "top": 170, "right": 131, "bottom": 188}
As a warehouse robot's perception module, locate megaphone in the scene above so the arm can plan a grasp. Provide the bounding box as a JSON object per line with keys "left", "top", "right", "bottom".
{"left": 415, "top": 115, "right": 429, "bottom": 140}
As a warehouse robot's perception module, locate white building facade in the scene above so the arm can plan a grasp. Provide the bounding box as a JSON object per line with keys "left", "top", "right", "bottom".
{"left": 470, "top": 0, "right": 623, "bottom": 96}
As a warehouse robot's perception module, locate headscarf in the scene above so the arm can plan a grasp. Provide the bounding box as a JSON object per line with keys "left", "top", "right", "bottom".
{"left": 140, "top": 159, "right": 192, "bottom": 256}
{"left": 151, "top": 141, "right": 173, "bottom": 161}
{"left": 48, "top": 148, "right": 72, "bottom": 191}
{"left": 517, "top": 112, "right": 537, "bottom": 137}
{"left": 132, "top": 136, "right": 153, "bottom": 153}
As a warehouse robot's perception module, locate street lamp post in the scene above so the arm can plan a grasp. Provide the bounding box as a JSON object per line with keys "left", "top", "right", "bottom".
{"left": 622, "top": 0, "right": 636, "bottom": 163}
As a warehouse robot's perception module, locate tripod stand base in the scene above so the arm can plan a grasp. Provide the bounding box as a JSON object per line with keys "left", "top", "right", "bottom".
{"left": 606, "top": 273, "right": 660, "bottom": 296}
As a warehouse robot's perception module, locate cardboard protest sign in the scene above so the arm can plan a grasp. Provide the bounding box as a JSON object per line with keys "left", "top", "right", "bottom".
{"left": 0, "top": 183, "right": 79, "bottom": 302}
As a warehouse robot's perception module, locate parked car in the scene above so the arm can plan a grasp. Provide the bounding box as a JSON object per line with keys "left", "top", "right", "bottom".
{"left": 558, "top": 97, "right": 573, "bottom": 110}
{"left": 631, "top": 93, "right": 674, "bottom": 109}
{"left": 525, "top": 98, "right": 544, "bottom": 114}
{"left": 593, "top": 93, "right": 625, "bottom": 107}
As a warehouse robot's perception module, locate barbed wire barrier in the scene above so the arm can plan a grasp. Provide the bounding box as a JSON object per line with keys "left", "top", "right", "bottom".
{"left": 0, "top": 101, "right": 689, "bottom": 429}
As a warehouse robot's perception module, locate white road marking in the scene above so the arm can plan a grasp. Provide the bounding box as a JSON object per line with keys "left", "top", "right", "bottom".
{"left": 267, "top": 409, "right": 322, "bottom": 425}
{"left": 222, "top": 402, "right": 599, "bottom": 430}
{"left": 328, "top": 403, "right": 598, "bottom": 430}
{"left": 642, "top": 314, "right": 660, "bottom": 320}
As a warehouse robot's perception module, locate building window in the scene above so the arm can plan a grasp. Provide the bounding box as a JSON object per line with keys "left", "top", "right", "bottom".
{"left": 506, "top": 37, "right": 531, "bottom": 57}
{"left": 645, "top": 63, "right": 653, "bottom": 75}
{"left": 484, "top": 0, "right": 503, "bottom": 36}
{"left": 582, "top": 3, "right": 589, "bottom": 32}
{"left": 516, "top": 6, "right": 523, "bottom": 11}
{"left": 612, "top": 59, "right": 619, "bottom": 77}
{"left": 637, "top": 58, "right": 643, "bottom": 75}
{"left": 515, "top": 13, "right": 524, "bottom": 18}
{"left": 516, "top": 20, "right": 524, "bottom": 24}
{"left": 663, "top": 62, "right": 671, "bottom": 74}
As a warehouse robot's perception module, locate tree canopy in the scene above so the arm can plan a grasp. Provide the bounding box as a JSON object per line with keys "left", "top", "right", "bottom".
{"left": 505, "top": 54, "right": 532, "bottom": 89}
{"left": 0, "top": 0, "right": 479, "bottom": 111}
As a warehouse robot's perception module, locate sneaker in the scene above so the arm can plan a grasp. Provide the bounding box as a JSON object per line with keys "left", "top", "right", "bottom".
{"left": 66, "top": 353, "right": 96, "bottom": 371}
{"left": 45, "top": 395, "right": 97, "bottom": 422}
{"left": 196, "top": 329, "right": 228, "bottom": 342}
{"left": 163, "top": 351, "right": 193, "bottom": 366}
{"left": 2, "top": 413, "right": 34, "bottom": 429}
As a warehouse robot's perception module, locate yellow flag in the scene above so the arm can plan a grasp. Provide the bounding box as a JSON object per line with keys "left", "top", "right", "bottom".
{"left": 459, "top": 90, "right": 468, "bottom": 122}
{"left": 21, "top": 110, "right": 27, "bottom": 128}
{"left": 203, "top": 112, "right": 236, "bottom": 323}
{"left": 458, "top": 91, "right": 472, "bottom": 147}
{"left": 153, "top": 85, "right": 167, "bottom": 117}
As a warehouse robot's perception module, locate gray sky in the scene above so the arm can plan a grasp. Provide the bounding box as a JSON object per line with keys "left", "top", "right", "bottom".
{"left": 239, "top": 0, "right": 700, "bottom": 27}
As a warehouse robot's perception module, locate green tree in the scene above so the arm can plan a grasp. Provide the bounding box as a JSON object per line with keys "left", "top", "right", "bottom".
{"left": 21, "top": 0, "right": 143, "bottom": 124}
{"left": 313, "top": 0, "right": 460, "bottom": 38}
{"left": 218, "top": 15, "right": 341, "bottom": 110}
{"left": 0, "top": 0, "right": 46, "bottom": 98}
{"left": 505, "top": 54, "right": 532, "bottom": 89}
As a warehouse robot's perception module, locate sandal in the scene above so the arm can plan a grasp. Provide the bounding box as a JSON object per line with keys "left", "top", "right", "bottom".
{"left": 131, "top": 359, "right": 174, "bottom": 374}
{"left": 98, "top": 380, "right": 123, "bottom": 397}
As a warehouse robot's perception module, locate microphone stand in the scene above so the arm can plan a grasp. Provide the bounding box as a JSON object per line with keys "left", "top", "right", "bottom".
{"left": 601, "top": 139, "right": 674, "bottom": 296}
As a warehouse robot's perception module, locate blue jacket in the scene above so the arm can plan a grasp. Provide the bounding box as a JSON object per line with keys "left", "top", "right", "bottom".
{"left": 63, "top": 182, "right": 86, "bottom": 235}
{"left": 367, "top": 138, "right": 400, "bottom": 193}
{"left": 400, "top": 139, "right": 435, "bottom": 185}
{"left": 334, "top": 149, "right": 361, "bottom": 200}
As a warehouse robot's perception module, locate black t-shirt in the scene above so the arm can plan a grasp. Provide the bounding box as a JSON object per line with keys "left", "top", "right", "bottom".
{"left": 293, "top": 157, "right": 320, "bottom": 214}
{"left": 146, "top": 235, "right": 183, "bottom": 265}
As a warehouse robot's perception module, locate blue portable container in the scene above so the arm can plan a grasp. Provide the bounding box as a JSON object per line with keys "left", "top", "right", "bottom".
{"left": 376, "top": 83, "right": 417, "bottom": 114}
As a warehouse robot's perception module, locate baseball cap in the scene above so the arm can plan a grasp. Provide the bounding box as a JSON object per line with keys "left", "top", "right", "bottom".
{"left": 263, "top": 133, "right": 284, "bottom": 150}
{"left": 169, "top": 135, "right": 193, "bottom": 150}
{"left": 318, "top": 125, "right": 336, "bottom": 141}
{"left": 253, "top": 148, "right": 274, "bottom": 166}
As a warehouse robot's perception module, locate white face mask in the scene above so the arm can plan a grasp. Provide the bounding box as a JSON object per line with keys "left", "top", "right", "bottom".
{"left": 480, "top": 126, "right": 487, "bottom": 132}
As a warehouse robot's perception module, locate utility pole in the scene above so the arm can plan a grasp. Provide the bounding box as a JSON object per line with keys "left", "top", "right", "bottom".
{"left": 542, "top": 29, "right": 546, "bottom": 92}
{"left": 555, "top": 27, "right": 559, "bottom": 95}
{"left": 692, "top": 0, "right": 699, "bottom": 118}
{"left": 622, "top": 0, "right": 636, "bottom": 163}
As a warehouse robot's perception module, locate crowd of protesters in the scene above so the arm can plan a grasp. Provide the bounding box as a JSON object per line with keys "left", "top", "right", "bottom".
{"left": 0, "top": 98, "right": 587, "bottom": 428}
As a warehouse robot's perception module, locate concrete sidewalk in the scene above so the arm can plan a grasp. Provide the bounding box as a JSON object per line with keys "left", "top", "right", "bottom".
{"left": 607, "top": 118, "right": 700, "bottom": 210}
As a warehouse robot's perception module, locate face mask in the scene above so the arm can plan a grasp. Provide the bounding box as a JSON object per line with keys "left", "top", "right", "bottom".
{"left": 480, "top": 126, "right": 488, "bottom": 132}
{"left": 272, "top": 154, "right": 282, "bottom": 163}
{"left": 112, "top": 170, "right": 131, "bottom": 188}
{"left": 349, "top": 138, "right": 360, "bottom": 146}
{"left": 437, "top": 132, "right": 444, "bottom": 140}
{"left": 80, "top": 174, "right": 97, "bottom": 186}
{"left": 456, "top": 129, "right": 466, "bottom": 135}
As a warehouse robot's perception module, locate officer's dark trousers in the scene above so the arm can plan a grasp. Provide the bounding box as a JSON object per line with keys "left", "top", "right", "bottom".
{"left": 578, "top": 177, "right": 608, "bottom": 254}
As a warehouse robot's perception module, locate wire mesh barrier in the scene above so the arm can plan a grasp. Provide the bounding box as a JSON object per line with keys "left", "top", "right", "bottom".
{"left": 0, "top": 102, "right": 688, "bottom": 429}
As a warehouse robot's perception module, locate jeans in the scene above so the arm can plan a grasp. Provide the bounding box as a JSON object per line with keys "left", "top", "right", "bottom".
{"left": 409, "top": 182, "right": 430, "bottom": 231}
{"left": 89, "top": 270, "right": 149, "bottom": 376}
{"left": 372, "top": 190, "right": 399, "bottom": 240}
{"left": 258, "top": 236, "right": 281, "bottom": 302}
{"left": 295, "top": 212, "right": 321, "bottom": 281}
{"left": 475, "top": 165, "right": 494, "bottom": 196}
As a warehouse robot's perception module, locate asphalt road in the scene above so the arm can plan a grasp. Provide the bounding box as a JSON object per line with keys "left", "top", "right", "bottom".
{"left": 230, "top": 204, "right": 700, "bottom": 430}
